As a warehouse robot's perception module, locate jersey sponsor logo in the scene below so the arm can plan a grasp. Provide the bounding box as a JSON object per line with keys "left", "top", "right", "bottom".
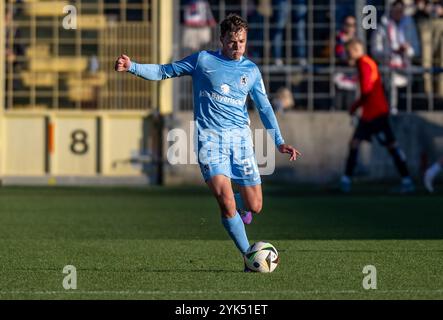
{"left": 240, "top": 75, "right": 248, "bottom": 86}
{"left": 199, "top": 90, "right": 245, "bottom": 106}
{"left": 221, "top": 84, "right": 230, "bottom": 94}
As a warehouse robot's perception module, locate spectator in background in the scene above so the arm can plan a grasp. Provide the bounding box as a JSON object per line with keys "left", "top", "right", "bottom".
{"left": 424, "top": 156, "right": 443, "bottom": 192}
{"left": 315, "top": 0, "right": 334, "bottom": 62}
{"left": 272, "top": 0, "right": 290, "bottom": 66}
{"left": 247, "top": 0, "right": 273, "bottom": 62}
{"left": 414, "top": 0, "right": 443, "bottom": 97}
{"left": 271, "top": 0, "right": 307, "bottom": 66}
{"left": 335, "top": 0, "right": 355, "bottom": 30}
{"left": 292, "top": 0, "right": 307, "bottom": 65}
{"left": 84, "top": 55, "right": 101, "bottom": 109}
{"left": 272, "top": 87, "right": 295, "bottom": 113}
{"left": 333, "top": 15, "right": 358, "bottom": 110}
{"left": 182, "top": 0, "right": 217, "bottom": 52}
{"left": 402, "top": 1, "right": 421, "bottom": 58}
{"left": 339, "top": 39, "right": 415, "bottom": 194}
{"left": 371, "top": 0, "right": 418, "bottom": 115}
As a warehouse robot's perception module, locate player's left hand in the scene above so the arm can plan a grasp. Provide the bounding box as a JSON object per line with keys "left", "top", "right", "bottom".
{"left": 278, "top": 144, "right": 301, "bottom": 161}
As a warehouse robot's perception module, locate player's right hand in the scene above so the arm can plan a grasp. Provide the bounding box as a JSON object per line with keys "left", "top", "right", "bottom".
{"left": 115, "top": 54, "right": 131, "bottom": 72}
{"left": 278, "top": 144, "right": 301, "bottom": 162}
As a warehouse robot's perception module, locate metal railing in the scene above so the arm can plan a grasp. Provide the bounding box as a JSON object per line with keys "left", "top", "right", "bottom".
{"left": 2, "top": 0, "right": 155, "bottom": 111}
{"left": 3, "top": 0, "right": 442, "bottom": 112}
{"left": 174, "top": 0, "right": 443, "bottom": 113}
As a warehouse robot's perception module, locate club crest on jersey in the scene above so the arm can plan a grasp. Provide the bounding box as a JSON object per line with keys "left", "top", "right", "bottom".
{"left": 240, "top": 75, "right": 248, "bottom": 86}
{"left": 221, "top": 84, "right": 230, "bottom": 94}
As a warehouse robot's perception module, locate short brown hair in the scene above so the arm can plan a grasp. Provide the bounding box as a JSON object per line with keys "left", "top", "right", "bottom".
{"left": 345, "top": 38, "right": 364, "bottom": 51}
{"left": 220, "top": 13, "right": 248, "bottom": 38}
{"left": 392, "top": 0, "right": 405, "bottom": 7}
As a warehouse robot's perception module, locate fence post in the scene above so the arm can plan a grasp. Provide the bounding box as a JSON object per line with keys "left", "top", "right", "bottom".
{"left": 307, "top": 0, "right": 314, "bottom": 111}
{"left": 158, "top": 0, "right": 173, "bottom": 116}
{"left": 0, "top": 0, "right": 5, "bottom": 178}
{"left": 0, "top": 0, "right": 5, "bottom": 113}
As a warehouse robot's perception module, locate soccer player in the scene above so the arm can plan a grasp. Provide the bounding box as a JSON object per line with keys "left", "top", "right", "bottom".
{"left": 115, "top": 14, "right": 300, "bottom": 270}
{"left": 424, "top": 157, "right": 443, "bottom": 193}
{"left": 339, "top": 39, "right": 414, "bottom": 193}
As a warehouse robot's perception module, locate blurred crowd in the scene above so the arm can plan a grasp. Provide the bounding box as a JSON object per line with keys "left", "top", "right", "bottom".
{"left": 180, "top": 0, "right": 443, "bottom": 112}
{"left": 342, "top": 0, "right": 443, "bottom": 114}
{"left": 4, "top": 0, "right": 443, "bottom": 111}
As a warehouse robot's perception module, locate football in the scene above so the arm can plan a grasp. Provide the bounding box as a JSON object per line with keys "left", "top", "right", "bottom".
{"left": 244, "top": 242, "right": 279, "bottom": 273}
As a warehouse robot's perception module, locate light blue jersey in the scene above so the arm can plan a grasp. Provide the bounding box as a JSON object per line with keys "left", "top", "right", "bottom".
{"left": 128, "top": 50, "right": 284, "bottom": 146}
{"left": 128, "top": 50, "right": 285, "bottom": 185}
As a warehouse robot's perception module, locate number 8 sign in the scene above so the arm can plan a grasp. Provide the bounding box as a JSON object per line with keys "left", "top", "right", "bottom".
{"left": 70, "top": 130, "right": 89, "bottom": 155}
{"left": 52, "top": 117, "right": 97, "bottom": 175}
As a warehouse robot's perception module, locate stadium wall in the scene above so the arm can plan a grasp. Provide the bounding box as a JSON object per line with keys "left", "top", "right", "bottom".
{"left": 0, "top": 111, "right": 155, "bottom": 186}
{"left": 1, "top": 111, "right": 442, "bottom": 186}
{"left": 164, "top": 111, "right": 443, "bottom": 185}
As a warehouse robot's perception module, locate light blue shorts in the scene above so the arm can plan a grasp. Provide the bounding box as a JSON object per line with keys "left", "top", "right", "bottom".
{"left": 197, "top": 128, "right": 261, "bottom": 186}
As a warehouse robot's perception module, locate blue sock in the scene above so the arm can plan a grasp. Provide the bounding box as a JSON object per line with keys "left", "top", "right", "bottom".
{"left": 221, "top": 211, "right": 250, "bottom": 255}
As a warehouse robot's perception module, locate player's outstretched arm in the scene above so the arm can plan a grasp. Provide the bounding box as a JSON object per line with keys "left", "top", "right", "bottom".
{"left": 249, "top": 70, "right": 285, "bottom": 146}
{"left": 115, "top": 54, "right": 131, "bottom": 72}
{"left": 278, "top": 144, "right": 301, "bottom": 162}
{"left": 250, "top": 68, "right": 301, "bottom": 161}
{"left": 114, "top": 53, "right": 164, "bottom": 81}
{"left": 114, "top": 52, "right": 199, "bottom": 81}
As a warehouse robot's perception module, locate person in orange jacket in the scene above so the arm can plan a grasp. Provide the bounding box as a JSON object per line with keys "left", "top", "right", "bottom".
{"left": 339, "top": 39, "right": 414, "bottom": 193}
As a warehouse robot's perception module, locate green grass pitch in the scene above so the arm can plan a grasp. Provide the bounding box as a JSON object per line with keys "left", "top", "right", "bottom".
{"left": 0, "top": 185, "right": 442, "bottom": 300}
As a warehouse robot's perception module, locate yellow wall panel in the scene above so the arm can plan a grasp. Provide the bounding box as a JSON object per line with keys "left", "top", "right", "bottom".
{"left": 159, "top": 0, "right": 173, "bottom": 115}
{"left": 0, "top": 116, "right": 3, "bottom": 175}
{"left": 53, "top": 116, "right": 96, "bottom": 175}
{"left": 3, "top": 116, "right": 45, "bottom": 175}
{"left": 103, "top": 117, "right": 145, "bottom": 176}
{"left": 77, "top": 15, "right": 107, "bottom": 30}
{"left": 24, "top": 1, "right": 69, "bottom": 16}
{"left": 30, "top": 57, "right": 88, "bottom": 73}
{"left": 0, "top": 111, "right": 150, "bottom": 179}
{"left": 21, "top": 72, "right": 57, "bottom": 87}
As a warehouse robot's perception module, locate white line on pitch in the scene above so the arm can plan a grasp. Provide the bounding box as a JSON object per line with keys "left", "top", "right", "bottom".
{"left": 0, "top": 289, "right": 443, "bottom": 295}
